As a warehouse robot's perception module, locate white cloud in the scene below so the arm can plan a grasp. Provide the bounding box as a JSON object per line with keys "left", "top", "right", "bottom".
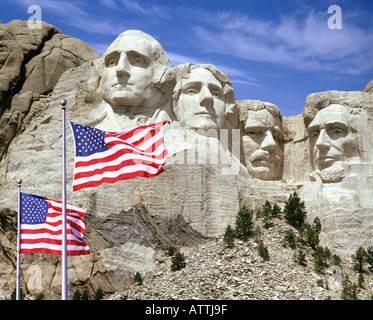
{"left": 167, "top": 52, "right": 259, "bottom": 87}
{"left": 66, "top": 15, "right": 129, "bottom": 36}
{"left": 15, "top": 0, "right": 87, "bottom": 17}
{"left": 121, "top": 0, "right": 171, "bottom": 19}
{"left": 191, "top": 10, "right": 373, "bottom": 75}
{"left": 99, "top": 0, "right": 118, "bottom": 9}
{"left": 167, "top": 52, "right": 206, "bottom": 66}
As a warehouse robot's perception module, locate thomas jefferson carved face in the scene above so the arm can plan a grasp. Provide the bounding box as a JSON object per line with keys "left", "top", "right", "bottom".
{"left": 242, "top": 107, "right": 284, "bottom": 180}
{"left": 307, "top": 104, "right": 359, "bottom": 175}
{"left": 175, "top": 67, "right": 226, "bottom": 130}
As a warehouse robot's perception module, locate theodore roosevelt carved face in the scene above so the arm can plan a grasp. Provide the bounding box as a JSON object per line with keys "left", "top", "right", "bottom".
{"left": 239, "top": 100, "right": 284, "bottom": 181}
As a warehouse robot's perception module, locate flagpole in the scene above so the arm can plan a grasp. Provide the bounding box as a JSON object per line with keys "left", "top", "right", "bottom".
{"left": 16, "top": 178, "right": 22, "bottom": 300}
{"left": 61, "top": 99, "right": 68, "bottom": 300}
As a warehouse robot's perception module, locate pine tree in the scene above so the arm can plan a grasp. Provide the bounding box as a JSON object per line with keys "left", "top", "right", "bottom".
{"left": 11, "top": 288, "right": 25, "bottom": 300}
{"left": 352, "top": 246, "right": 366, "bottom": 273}
{"left": 283, "top": 192, "right": 307, "bottom": 229}
{"left": 235, "top": 204, "right": 254, "bottom": 241}
{"left": 171, "top": 251, "right": 186, "bottom": 271}
{"left": 134, "top": 272, "right": 143, "bottom": 285}
{"left": 223, "top": 225, "right": 235, "bottom": 248}
{"left": 260, "top": 200, "right": 273, "bottom": 229}
{"left": 72, "top": 289, "right": 82, "bottom": 300}
{"left": 341, "top": 275, "right": 359, "bottom": 300}
{"left": 166, "top": 245, "right": 176, "bottom": 256}
{"left": 296, "top": 249, "right": 306, "bottom": 266}
{"left": 304, "top": 223, "right": 320, "bottom": 250}
{"left": 283, "top": 229, "right": 297, "bottom": 249}
{"left": 81, "top": 289, "right": 89, "bottom": 300}
{"left": 271, "top": 203, "right": 282, "bottom": 219}
{"left": 257, "top": 242, "right": 269, "bottom": 261}
{"left": 94, "top": 287, "right": 104, "bottom": 300}
{"left": 365, "top": 246, "right": 373, "bottom": 272}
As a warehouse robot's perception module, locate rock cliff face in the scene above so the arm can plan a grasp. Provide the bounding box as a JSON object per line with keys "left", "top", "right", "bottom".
{"left": 0, "top": 20, "right": 99, "bottom": 162}
{"left": 0, "top": 21, "right": 372, "bottom": 300}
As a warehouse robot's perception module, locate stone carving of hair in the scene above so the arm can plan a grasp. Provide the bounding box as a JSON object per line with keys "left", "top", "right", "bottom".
{"left": 237, "top": 99, "right": 283, "bottom": 124}
{"left": 302, "top": 91, "right": 370, "bottom": 129}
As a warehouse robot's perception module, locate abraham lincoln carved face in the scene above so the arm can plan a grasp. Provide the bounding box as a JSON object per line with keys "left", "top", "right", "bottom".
{"left": 306, "top": 104, "right": 360, "bottom": 182}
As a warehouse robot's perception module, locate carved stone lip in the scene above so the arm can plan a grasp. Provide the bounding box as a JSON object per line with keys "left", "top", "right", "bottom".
{"left": 195, "top": 112, "right": 211, "bottom": 116}
{"left": 317, "top": 156, "right": 337, "bottom": 164}
{"left": 112, "top": 82, "right": 129, "bottom": 87}
{"left": 252, "top": 159, "right": 273, "bottom": 167}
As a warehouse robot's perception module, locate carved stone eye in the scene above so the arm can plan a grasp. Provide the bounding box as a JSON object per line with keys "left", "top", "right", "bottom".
{"left": 186, "top": 88, "right": 197, "bottom": 95}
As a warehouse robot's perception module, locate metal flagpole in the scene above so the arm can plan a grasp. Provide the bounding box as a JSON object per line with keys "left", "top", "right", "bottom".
{"left": 61, "top": 99, "right": 68, "bottom": 300}
{"left": 16, "top": 178, "right": 22, "bottom": 300}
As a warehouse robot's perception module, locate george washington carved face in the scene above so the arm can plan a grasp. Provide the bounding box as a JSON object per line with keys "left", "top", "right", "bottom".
{"left": 99, "top": 30, "right": 175, "bottom": 115}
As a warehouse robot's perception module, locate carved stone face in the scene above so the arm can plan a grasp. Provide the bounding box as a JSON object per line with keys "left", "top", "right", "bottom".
{"left": 100, "top": 34, "right": 162, "bottom": 110}
{"left": 175, "top": 67, "right": 225, "bottom": 130}
{"left": 307, "top": 104, "right": 359, "bottom": 173}
{"left": 242, "top": 109, "right": 284, "bottom": 180}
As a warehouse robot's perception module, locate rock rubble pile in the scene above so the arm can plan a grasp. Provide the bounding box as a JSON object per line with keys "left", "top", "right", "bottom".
{"left": 112, "top": 219, "right": 373, "bottom": 300}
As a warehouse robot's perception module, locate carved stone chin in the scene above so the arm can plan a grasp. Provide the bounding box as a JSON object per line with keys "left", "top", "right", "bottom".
{"left": 315, "top": 164, "right": 346, "bottom": 184}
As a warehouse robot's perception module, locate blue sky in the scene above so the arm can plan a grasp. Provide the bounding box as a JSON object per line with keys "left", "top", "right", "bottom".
{"left": 1, "top": 0, "right": 373, "bottom": 117}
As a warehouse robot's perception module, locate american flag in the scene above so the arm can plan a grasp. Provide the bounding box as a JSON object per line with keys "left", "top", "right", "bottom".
{"left": 20, "top": 193, "right": 90, "bottom": 256}
{"left": 70, "top": 121, "right": 169, "bottom": 192}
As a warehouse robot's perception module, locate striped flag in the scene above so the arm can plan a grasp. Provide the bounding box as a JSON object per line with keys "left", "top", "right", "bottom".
{"left": 70, "top": 121, "right": 169, "bottom": 192}
{"left": 20, "top": 193, "right": 90, "bottom": 256}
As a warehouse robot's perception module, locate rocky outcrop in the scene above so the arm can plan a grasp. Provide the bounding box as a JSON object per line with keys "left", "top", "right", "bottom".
{"left": 0, "top": 20, "right": 99, "bottom": 161}
{"left": 364, "top": 79, "right": 373, "bottom": 93}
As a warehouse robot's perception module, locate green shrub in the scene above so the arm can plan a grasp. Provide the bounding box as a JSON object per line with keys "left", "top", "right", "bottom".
{"left": 94, "top": 287, "right": 104, "bottom": 300}
{"left": 366, "top": 246, "right": 373, "bottom": 272}
{"left": 253, "top": 225, "right": 262, "bottom": 242}
{"left": 332, "top": 254, "right": 342, "bottom": 267}
{"left": 223, "top": 224, "right": 235, "bottom": 248}
{"left": 313, "top": 246, "right": 331, "bottom": 272}
{"left": 271, "top": 203, "right": 282, "bottom": 219}
{"left": 134, "top": 272, "right": 143, "bottom": 285}
{"left": 11, "top": 288, "right": 25, "bottom": 300}
{"left": 317, "top": 279, "right": 324, "bottom": 288}
{"left": 35, "top": 293, "right": 45, "bottom": 300}
{"left": 171, "top": 251, "right": 186, "bottom": 271}
{"left": 341, "top": 275, "right": 359, "bottom": 300}
{"left": 352, "top": 246, "right": 366, "bottom": 273}
{"left": 295, "top": 249, "right": 306, "bottom": 266}
{"left": 166, "top": 245, "right": 176, "bottom": 256}
{"left": 357, "top": 273, "right": 365, "bottom": 288}
{"left": 235, "top": 204, "right": 254, "bottom": 241}
{"left": 72, "top": 289, "right": 82, "bottom": 300}
{"left": 304, "top": 223, "right": 320, "bottom": 250}
{"left": 257, "top": 242, "right": 269, "bottom": 261}
{"left": 283, "top": 229, "right": 297, "bottom": 249}
{"left": 283, "top": 192, "right": 307, "bottom": 229}
{"left": 81, "top": 289, "right": 89, "bottom": 300}
{"left": 257, "top": 200, "right": 273, "bottom": 229}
